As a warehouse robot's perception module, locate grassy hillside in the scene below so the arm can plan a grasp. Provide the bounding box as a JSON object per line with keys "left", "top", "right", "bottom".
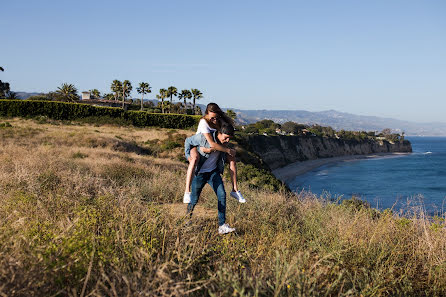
{"left": 1, "top": 117, "right": 446, "bottom": 296}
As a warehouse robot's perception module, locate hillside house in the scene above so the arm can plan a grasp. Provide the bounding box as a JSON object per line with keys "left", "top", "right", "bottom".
{"left": 81, "top": 91, "right": 91, "bottom": 100}
{"left": 80, "top": 91, "right": 131, "bottom": 110}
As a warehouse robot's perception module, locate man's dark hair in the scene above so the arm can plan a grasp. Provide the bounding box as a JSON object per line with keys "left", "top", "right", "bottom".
{"left": 219, "top": 121, "right": 234, "bottom": 136}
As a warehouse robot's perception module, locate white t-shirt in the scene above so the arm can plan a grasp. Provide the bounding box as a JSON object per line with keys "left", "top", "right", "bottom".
{"left": 196, "top": 119, "right": 216, "bottom": 134}
{"left": 196, "top": 118, "right": 219, "bottom": 173}
{"left": 198, "top": 151, "right": 220, "bottom": 173}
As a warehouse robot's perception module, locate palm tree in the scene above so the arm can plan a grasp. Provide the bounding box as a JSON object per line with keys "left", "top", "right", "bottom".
{"left": 178, "top": 89, "right": 192, "bottom": 113}
{"left": 191, "top": 89, "right": 203, "bottom": 114}
{"left": 166, "top": 86, "right": 177, "bottom": 113}
{"left": 111, "top": 80, "right": 122, "bottom": 101}
{"left": 102, "top": 93, "right": 114, "bottom": 100}
{"left": 0, "top": 81, "right": 9, "bottom": 98}
{"left": 89, "top": 89, "right": 101, "bottom": 99}
{"left": 156, "top": 88, "right": 167, "bottom": 113}
{"left": 136, "top": 82, "right": 152, "bottom": 111}
{"left": 121, "top": 80, "right": 132, "bottom": 108}
{"left": 56, "top": 83, "right": 78, "bottom": 102}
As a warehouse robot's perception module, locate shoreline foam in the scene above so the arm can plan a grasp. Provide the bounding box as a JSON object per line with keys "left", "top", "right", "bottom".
{"left": 272, "top": 152, "right": 410, "bottom": 184}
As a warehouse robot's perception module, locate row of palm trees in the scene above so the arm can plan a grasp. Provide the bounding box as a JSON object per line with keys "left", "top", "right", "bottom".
{"left": 54, "top": 81, "right": 204, "bottom": 114}
{"left": 155, "top": 87, "right": 203, "bottom": 114}
{"left": 107, "top": 80, "right": 203, "bottom": 114}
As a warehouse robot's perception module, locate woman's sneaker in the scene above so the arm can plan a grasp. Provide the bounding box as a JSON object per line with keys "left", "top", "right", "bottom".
{"left": 183, "top": 192, "right": 191, "bottom": 204}
{"left": 218, "top": 223, "right": 236, "bottom": 234}
{"left": 230, "top": 191, "right": 246, "bottom": 203}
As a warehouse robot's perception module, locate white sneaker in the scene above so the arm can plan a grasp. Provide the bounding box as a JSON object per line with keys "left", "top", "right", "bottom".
{"left": 183, "top": 192, "right": 191, "bottom": 204}
{"left": 230, "top": 191, "right": 246, "bottom": 203}
{"left": 218, "top": 223, "right": 236, "bottom": 234}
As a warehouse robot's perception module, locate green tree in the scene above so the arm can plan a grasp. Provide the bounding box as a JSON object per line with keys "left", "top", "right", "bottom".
{"left": 191, "top": 89, "right": 203, "bottom": 115}
{"left": 166, "top": 86, "right": 177, "bottom": 113}
{"left": 243, "top": 125, "right": 259, "bottom": 134}
{"left": 178, "top": 89, "right": 192, "bottom": 113}
{"left": 0, "top": 81, "right": 10, "bottom": 98}
{"left": 89, "top": 89, "right": 101, "bottom": 99}
{"left": 56, "top": 83, "right": 78, "bottom": 102}
{"left": 102, "top": 93, "right": 114, "bottom": 100}
{"left": 255, "top": 120, "right": 276, "bottom": 130}
{"left": 226, "top": 109, "right": 237, "bottom": 120}
{"left": 111, "top": 80, "right": 122, "bottom": 101}
{"left": 281, "top": 121, "right": 300, "bottom": 134}
{"left": 321, "top": 126, "right": 336, "bottom": 138}
{"left": 136, "top": 82, "right": 152, "bottom": 111}
{"left": 121, "top": 80, "right": 132, "bottom": 108}
{"left": 381, "top": 128, "right": 392, "bottom": 136}
{"left": 156, "top": 88, "right": 167, "bottom": 113}
{"left": 0, "top": 66, "right": 10, "bottom": 98}
{"left": 5, "top": 91, "right": 19, "bottom": 99}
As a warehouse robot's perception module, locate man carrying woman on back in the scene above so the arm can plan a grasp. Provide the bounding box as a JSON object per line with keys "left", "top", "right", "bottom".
{"left": 183, "top": 103, "right": 245, "bottom": 234}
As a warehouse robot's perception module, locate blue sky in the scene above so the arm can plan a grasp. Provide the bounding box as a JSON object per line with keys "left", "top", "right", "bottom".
{"left": 2, "top": 0, "right": 445, "bottom": 122}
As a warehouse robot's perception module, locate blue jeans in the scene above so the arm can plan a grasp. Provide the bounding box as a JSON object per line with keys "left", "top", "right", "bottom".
{"left": 187, "top": 169, "right": 226, "bottom": 226}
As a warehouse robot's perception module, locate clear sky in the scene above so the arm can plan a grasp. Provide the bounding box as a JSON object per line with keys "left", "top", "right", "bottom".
{"left": 2, "top": 0, "right": 445, "bottom": 123}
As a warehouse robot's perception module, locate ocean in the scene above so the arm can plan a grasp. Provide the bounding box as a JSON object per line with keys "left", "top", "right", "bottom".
{"left": 289, "top": 137, "right": 446, "bottom": 215}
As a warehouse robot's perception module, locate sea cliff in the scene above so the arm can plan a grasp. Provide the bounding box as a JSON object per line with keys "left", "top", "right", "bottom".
{"left": 240, "top": 135, "right": 412, "bottom": 170}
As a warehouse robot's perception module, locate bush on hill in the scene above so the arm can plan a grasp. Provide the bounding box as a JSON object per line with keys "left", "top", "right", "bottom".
{"left": 281, "top": 121, "right": 307, "bottom": 134}
{"left": 0, "top": 100, "right": 200, "bottom": 129}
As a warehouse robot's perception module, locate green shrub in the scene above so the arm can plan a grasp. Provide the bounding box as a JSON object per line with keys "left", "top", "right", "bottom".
{"left": 37, "top": 170, "right": 62, "bottom": 192}
{"left": 341, "top": 197, "right": 380, "bottom": 219}
{"left": 144, "top": 131, "right": 188, "bottom": 157}
{"left": 0, "top": 100, "right": 200, "bottom": 129}
{"left": 232, "top": 163, "right": 287, "bottom": 192}
{"left": 0, "top": 121, "right": 12, "bottom": 128}
{"left": 100, "top": 163, "right": 150, "bottom": 186}
{"left": 160, "top": 140, "right": 182, "bottom": 150}
{"left": 72, "top": 152, "right": 88, "bottom": 159}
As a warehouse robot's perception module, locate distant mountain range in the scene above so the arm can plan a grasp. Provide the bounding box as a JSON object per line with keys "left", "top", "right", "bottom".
{"left": 227, "top": 109, "right": 446, "bottom": 136}
{"left": 15, "top": 92, "right": 43, "bottom": 99}
{"left": 10, "top": 92, "right": 446, "bottom": 136}
{"left": 165, "top": 101, "right": 446, "bottom": 136}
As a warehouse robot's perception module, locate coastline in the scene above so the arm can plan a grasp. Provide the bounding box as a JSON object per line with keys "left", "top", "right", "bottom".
{"left": 272, "top": 152, "right": 410, "bottom": 184}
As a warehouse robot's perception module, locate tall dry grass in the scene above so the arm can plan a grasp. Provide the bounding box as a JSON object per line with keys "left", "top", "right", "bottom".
{"left": 0, "top": 117, "right": 446, "bottom": 296}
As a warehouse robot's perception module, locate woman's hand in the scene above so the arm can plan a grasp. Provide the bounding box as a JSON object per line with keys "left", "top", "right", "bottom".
{"left": 226, "top": 148, "right": 236, "bottom": 157}
{"left": 200, "top": 147, "right": 214, "bottom": 154}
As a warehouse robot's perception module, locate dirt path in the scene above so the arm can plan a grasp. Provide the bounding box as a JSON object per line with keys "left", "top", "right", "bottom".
{"left": 164, "top": 203, "right": 216, "bottom": 219}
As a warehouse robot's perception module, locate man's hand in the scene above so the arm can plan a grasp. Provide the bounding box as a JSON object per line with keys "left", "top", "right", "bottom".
{"left": 200, "top": 147, "right": 213, "bottom": 154}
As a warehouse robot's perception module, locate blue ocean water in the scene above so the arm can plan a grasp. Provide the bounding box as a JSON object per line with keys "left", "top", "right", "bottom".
{"left": 289, "top": 137, "right": 446, "bottom": 215}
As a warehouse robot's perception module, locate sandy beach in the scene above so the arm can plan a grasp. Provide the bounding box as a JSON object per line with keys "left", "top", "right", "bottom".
{"left": 272, "top": 153, "right": 410, "bottom": 184}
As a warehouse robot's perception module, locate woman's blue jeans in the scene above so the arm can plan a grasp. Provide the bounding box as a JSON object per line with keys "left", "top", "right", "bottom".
{"left": 187, "top": 169, "right": 226, "bottom": 226}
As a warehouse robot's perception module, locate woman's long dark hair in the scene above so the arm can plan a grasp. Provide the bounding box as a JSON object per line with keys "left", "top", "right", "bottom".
{"left": 202, "top": 103, "right": 235, "bottom": 129}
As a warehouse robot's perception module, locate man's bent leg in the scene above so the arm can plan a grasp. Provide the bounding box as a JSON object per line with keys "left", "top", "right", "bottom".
{"left": 208, "top": 170, "right": 226, "bottom": 226}
{"left": 187, "top": 173, "right": 207, "bottom": 217}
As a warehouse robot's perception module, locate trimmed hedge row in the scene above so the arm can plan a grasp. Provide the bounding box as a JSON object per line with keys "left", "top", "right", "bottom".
{"left": 0, "top": 100, "right": 200, "bottom": 129}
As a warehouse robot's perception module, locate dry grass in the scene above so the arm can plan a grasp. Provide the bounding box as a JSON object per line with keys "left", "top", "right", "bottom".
{"left": 1, "top": 117, "right": 446, "bottom": 296}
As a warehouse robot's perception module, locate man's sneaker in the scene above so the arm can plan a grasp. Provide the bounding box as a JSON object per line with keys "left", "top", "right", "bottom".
{"left": 183, "top": 192, "right": 191, "bottom": 204}
{"left": 218, "top": 223, "right": 236, "bottom": 234}
{"left": 230, "top": 191, "right": 246, "bottom": 203}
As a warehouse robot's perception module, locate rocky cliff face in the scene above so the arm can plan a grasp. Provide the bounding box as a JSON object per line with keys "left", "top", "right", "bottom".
{"left": 242, "top": 135, "right": 412, "bottom": 170}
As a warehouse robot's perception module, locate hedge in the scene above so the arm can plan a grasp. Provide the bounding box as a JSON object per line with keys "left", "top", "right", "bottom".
{"left": 0, "top": 100, "right": 200, "bottom": 129}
